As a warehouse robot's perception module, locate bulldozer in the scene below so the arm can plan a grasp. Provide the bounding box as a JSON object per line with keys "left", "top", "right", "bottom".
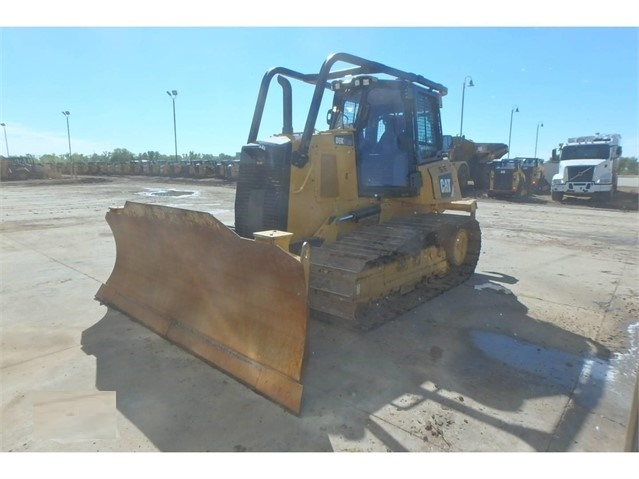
{"left": 95, "top": 53, "right": 481, "bottom": 414}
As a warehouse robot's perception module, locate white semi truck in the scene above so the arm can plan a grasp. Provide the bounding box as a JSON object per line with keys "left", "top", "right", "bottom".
{"left": 550, "top": 134, "right": 622, "bottom": 202}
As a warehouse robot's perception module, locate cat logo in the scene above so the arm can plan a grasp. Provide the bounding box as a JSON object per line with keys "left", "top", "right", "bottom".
{"left": 439, "top": 173, "right": 453, "bottom": 197}
{"left": 334, "top": 134, "right": 354, "bottom": 146}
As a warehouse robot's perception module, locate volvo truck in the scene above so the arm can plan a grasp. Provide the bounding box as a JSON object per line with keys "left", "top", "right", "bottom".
{"left": 550, "top": 134, "right": 622, "bottom": 202}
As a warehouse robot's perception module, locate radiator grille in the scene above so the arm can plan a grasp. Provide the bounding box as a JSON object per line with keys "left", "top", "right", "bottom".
{"left": 493, "top": 170, "right": 514, "bottom": 190}
{"left": 234, "top": 141, "right": 291, "bottom": 238}
{"left": 566, "top": 165, "right": 594, "bottom": 182}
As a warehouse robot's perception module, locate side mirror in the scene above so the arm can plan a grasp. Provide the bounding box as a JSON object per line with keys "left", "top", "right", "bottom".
{"left": 326, "top": 109, "right": 333, "bottom": 126}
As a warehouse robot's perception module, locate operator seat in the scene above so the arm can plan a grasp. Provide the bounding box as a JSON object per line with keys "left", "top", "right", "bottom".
{"left": 378, "top": 116, "right": 400, "bottom": 153}
{"left": 379, "top": 116, "right": 409, "bottom": 186}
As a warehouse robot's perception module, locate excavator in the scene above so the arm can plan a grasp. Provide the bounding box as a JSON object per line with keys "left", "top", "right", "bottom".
{"left": 95, "top": 53, "right": 481, "bottom": 414}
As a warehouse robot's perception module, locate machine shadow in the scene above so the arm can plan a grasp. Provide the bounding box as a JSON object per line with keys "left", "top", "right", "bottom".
{"left": 301, "top": 271, "right": 612, "bottom": 452}
{"left": 559, "top": 190, "right": 639, "bottom": 211}
{"left": 82, "top": 270, "right": 612, "bottom": 452}
{"left": 491, "top": 195, "right": 549, "bottom": 205}
{"left": 81, "top": 308, "right": 334, "bottom": 452}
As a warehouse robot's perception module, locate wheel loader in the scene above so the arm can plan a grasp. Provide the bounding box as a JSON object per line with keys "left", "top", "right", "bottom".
{"left": 488, "top": 158, "right": 530, "bottom": 197}
{"left": 95, "top": 53, "right": 481, "bottom": 414}
{"left": 488, "top": 157, "right": 548, "bottom": 198}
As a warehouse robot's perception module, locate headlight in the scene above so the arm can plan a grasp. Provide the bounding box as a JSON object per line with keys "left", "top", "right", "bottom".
{"left": 552, "top": 178, "right": 565, "bottom": 185}
{"left": 596, "top": 174, "right": 612, "bottom": 184}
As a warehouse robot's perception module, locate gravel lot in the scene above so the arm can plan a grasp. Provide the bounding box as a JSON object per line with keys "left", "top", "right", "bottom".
{"left": 1, "top": 176, "right": 637, "bottom": 473}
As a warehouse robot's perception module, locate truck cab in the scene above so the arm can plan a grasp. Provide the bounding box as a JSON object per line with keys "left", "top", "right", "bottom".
{"left": 551, "top": 134, "right": 622, "bottom": 202}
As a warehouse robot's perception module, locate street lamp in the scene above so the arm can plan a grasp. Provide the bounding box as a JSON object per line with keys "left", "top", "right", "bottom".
{"left": 0, "top": 123, "right": 9, "bottom": 157}
{"left": 62, "top": 111, "right": 73, "bottom": 177}
{"left": 534, "top": 121, "right": 544, "bottom": 158}
{"left": 166, "top": 90, "right": 178, "bottom": 162}
{"left": 507, "top": 105, "right": 519, "bottom": 158}
{"left": 459, "top": 76, "right": 474, "bottom": 137}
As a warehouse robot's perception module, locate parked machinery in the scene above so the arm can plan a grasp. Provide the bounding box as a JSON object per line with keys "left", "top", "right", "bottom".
{"left": 443, "top": 135, "right": 509, "bottom": 195}
{"left": 550, "top": 134, "right": 622, "bottom": 202}
{"left": 96, "top": 53, "right": 482, "bottom": 413}
{"left": 488, "top": 158, "right": 530, "bottom": 197}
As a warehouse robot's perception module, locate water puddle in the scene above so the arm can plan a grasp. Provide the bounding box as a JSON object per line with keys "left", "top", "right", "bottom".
{"left": 136, "top": 188, "right": 197, "bottom": 198}
{"left": 471, "top": 322, "right": 637, "bottom": 405}
{"left": 471, "top": 330, "right": 587, "bottom": 388}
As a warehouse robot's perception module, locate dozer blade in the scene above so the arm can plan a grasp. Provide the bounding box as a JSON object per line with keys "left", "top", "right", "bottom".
{"left": 95, "top": 201, "right": 308, "bottom": 414}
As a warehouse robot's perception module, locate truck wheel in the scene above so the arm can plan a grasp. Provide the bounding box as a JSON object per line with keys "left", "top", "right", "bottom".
{"left": 15, "top": 169, "right": 29, "bottom": 181}
{"left": 551, "top": 191, "right": 563, "bottom": 202}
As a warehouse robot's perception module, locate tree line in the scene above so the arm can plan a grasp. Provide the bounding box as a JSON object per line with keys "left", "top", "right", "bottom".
{"left": 4, "top": 149, "right": 638, "bottom": 174}
{"left": 618, "top": 157, "right": 639, "bottom": 175}
{"left": 14, "top": 148, "right": 238, "bottom": 165}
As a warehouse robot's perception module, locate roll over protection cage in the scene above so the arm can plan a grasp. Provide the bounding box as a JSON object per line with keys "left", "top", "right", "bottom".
{"left": 246, "top": 52, "right": 448, "bottom": 168}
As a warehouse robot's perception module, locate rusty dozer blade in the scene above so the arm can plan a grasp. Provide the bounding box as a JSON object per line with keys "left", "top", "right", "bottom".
{"left": 95, "top": 201, "right": 308, "bottom": 414}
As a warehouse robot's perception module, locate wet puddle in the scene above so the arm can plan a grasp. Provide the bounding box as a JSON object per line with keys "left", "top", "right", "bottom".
{"left": 137, "top": 188, "right": 197, "bottom": 197}
{"left": 469, "top": 329, "right": 620, "bottom": 406}
{"left": 471, "top": 330, "right": 587, "bottom": 388}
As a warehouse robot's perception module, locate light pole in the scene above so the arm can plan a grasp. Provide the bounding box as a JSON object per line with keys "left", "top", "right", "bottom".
{"left": 62, "top": 111, "right": 73, "bottom": 177}
{"left": 459, "top": 76, "right": 474, "bottom": 137}
{"left": 166, "top": 90, "right": 178, "bottom": 162}
{"left": 534, "top": 121, "right": 544, "bottom": 158}
{"left": 0, "top": 123, "right": 9, "bottom": 157}
{"left": 507, "top": 105, "right": 519, "bottom": 158}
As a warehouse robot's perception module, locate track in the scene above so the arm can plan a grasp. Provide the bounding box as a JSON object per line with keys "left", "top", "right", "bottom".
{"left": 308, "top": 213, "right": 481, "bottom": 330}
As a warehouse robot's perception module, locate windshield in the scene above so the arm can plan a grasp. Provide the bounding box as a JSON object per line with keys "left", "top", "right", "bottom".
{"left": 498, "top": 160, "right": 518, "bottom": 169}
{"left": 332, "top": 84, "right": 415, "bottom": 193}
{"left": 332, "top": 85, "right": 404, "bottom": 130}
{"left": 561, "top": 144, "right": 610, "bottom": 160}
{"left": 332, "top": 91, "right": 362, "bottom": 129}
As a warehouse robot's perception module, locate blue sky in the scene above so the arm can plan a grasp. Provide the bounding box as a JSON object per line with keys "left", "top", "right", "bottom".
{"left": 1, "top": 9, "right": 638, "bottom": 161}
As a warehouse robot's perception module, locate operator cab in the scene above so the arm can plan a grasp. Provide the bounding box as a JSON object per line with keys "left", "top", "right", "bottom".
{"left": 495, "top": 158, "right": 522, "bottom": 169}
{"left": 328, "top": 76, "right": 443, "bottom": 198}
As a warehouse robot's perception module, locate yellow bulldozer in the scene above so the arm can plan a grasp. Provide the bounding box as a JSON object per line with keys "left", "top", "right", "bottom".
{"left": 96, "top": 53, "right": 481, "bottom": 414}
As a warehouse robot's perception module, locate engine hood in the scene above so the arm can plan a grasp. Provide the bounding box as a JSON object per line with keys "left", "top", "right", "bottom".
{"left": 559, "top": 159, "right": 607, "bottom": 167}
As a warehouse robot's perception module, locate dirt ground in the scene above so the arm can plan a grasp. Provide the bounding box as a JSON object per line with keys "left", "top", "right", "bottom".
{"left": 1, "top": 175, "right": 638, "bottom": 475}
{"left": 7, "top": 173, "right": 638, "bottom": 207}
{"left": 2, "top": 175, "right": 637, "bottom": 356}
{"left": 470, "top": 186, "right": 639, "bottom": 212}
{"left": 2, "top": 174, "right": 637, "bottom": 364}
